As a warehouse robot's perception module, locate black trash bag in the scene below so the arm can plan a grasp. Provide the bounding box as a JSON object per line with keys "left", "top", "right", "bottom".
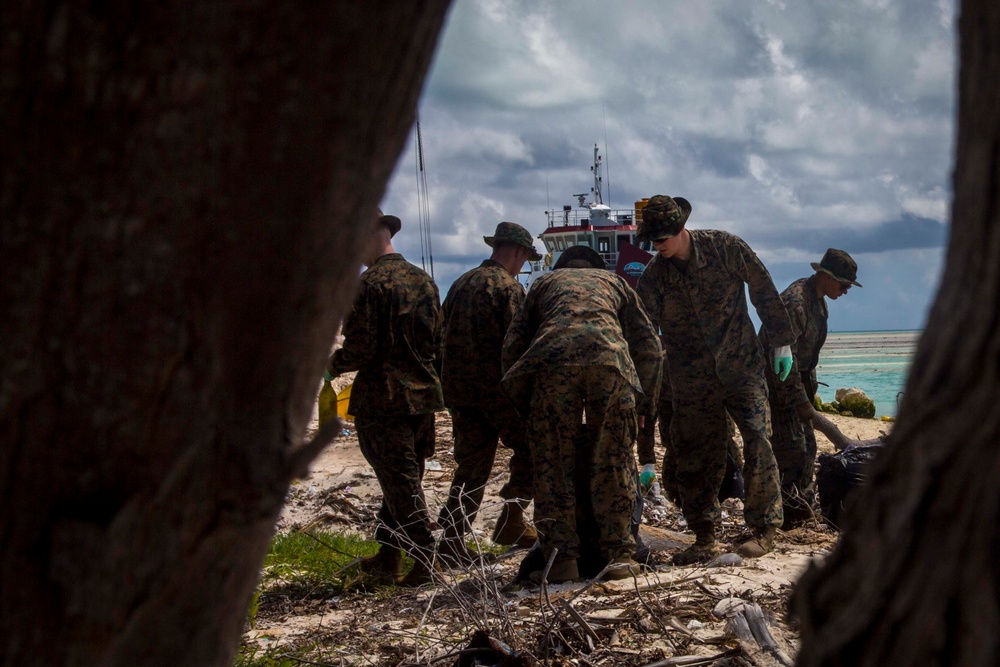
{"left": 718, "top": 449, "right": 745, "bottom": 502}
{"left": 816, "top": 444, "right": 883, "bottom": 528}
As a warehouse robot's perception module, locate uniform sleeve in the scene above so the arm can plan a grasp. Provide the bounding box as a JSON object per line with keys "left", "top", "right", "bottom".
{"left": 635, "top": 261, "right": 664, "bottom": 331}
{"left": 728, "top": 236, "right": 795, "bottom": 347}
{"left": 416, "top": 282, "right": 444, "bottom": 377}
{"left": 501, "top": 286, "right": 537, "bottom": 374}
{"left": 329, "top": 280, "right": 378, "bottom": 376}
{"left": 620, "top": 280, "right": 663, "bottom": 416}
{"left": 771, "top": 294, "right": 812, "bottom": 408}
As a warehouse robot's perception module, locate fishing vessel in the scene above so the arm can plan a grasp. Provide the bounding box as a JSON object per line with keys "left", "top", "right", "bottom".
{"left": 523, "top": 145, "right": 655, "bottom": 289}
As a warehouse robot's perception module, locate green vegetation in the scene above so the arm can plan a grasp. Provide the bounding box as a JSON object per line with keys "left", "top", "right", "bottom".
{"left": 259, "top": 530, "right": 375, "bottom": 597}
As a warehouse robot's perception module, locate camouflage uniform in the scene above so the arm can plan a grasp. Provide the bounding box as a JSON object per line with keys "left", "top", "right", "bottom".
{"left": 329, "top": 253, "right": 444, "bottom": 557}
{"left": 437, "top": 259, "right": 533, "bottom": 536}
{"left": 759, "top": 275, "right": 827, "bottom": 519}
{"left": 636, "top": 230, "right": 794, "bottom": 531}
{"left": 501, "top": 269, "right": 661, "bottom": 563}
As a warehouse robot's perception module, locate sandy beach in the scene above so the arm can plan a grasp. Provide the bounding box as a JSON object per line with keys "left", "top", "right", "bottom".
{"left": 245, "top": 377, "right": 891, "bottom": 664}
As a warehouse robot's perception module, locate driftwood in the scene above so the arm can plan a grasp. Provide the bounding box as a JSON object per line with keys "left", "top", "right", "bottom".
{"left": 810, "top": 410, "right": 883, "bottom": 451}
{"left": 712, "top": 598, "right": 794, "bottom": 667}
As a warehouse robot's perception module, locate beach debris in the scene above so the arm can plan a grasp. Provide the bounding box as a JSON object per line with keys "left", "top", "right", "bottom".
{"left": 712, "top": 597, "right": 793, "bottom": 666}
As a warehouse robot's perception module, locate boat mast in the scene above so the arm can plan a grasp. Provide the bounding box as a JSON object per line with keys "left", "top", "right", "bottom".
{"left": 590, "top": 144, "right": 603, "bottom": 206}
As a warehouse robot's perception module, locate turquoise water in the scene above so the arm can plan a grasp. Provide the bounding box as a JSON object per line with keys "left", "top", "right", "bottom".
{"left": 813, "top": 330, "right": 919, "bottom": 418}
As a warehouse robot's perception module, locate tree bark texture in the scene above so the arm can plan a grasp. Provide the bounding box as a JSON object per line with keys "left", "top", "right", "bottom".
{"left": 794, "top": 1, "right": 1000, "bottom": 664}
{"left": 0, "top": 2, "right": 451, "bottom": 665}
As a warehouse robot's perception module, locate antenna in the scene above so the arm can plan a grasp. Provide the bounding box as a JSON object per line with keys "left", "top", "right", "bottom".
{"left": 603, "top": 107, "right": 612, "bottom": 209}
{"left": 414, "top": 118, "right": 434, "bottom": 279}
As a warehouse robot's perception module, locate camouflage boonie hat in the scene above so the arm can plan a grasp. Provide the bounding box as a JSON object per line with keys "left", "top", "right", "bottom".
{"left": 636, "top": 195, "right": 692, "bottom": 242}
{"left": 484, "top": 221, "right": 543, "bottom": 262}
{"left": 552, "top": 244, "right": 606, "bottom": 270}
{"left": 811, "top": 248, "right": 862, "bottom": 287}
{"left": 376, "top": 207, "right": 402, "bottom": 237}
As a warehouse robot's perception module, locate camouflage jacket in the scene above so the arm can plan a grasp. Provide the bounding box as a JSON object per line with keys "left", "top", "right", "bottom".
{"left": 329, "top": 253, "right": 444, "bottom": 416}
{"left": 440, "top": 259, "right": 524, "bottom": 408}
{"left": 759, "top": 276, "right": 828, "bottom": 408}
{"left": 501, "top": 269, "right": 662, "bottom": 417}
{"left": 636, "top": 229, "right": 793, "bottom": 387}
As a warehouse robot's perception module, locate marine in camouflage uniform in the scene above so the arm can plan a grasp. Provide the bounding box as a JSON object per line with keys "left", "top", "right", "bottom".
{"left": 328, "top": 213, "right": 444, "bottom": 586}
{"left": 501, "top": 247, "right": 661, "bottom": 582}
{"left": 438, "top": 222, "right": 542, "bottom": 553}
{"left": 759, "top": 248, "right": 861, "bottom": 528}
{"left": 635, "top": 195, "right": 794, "bottom": 562}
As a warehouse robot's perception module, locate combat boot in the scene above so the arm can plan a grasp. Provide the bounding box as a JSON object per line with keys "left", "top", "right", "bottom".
{"left": 528, "top": 557, "right": 580, "bottom": 584}
{"left": 603, "top": 557, "right": 640, "bottom": 581}
{"left": 491, "top": 500, "right": 538, "bottom": 547}
{"left": 359, "top": 545, "right": 403, "bottom": 577}
{"left": 398, "top": 553, "right": 442, "bottom": 587}
{"left": 735, "top": 527, "right": 777, "bottom": 558}
{"left": 672, "top": 522, "right": 722, "bottom": 565}
{"left": 437, "top": 538, "right": 483, "bottom": 568}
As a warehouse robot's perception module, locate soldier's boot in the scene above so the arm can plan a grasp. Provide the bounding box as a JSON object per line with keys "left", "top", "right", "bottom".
{"left": 672, "top": 522, "right": 722, "bottom": 565}
{"left": 491, "top": 500, "right": 538, "bottom": 547}
{"left": 603, "top": 557, "right": 641, "bottom": 581}
{"left": 359, "top": 545, "right": 403, "bottom": 577}
{"left": 398, "top": 551, "right": 442, "bottom": 587}
{"left": 529, "top": 557, "right": 580, "bottom": 584}
{"left": 437, "top": 537, "right": 483, "bottom": 568}
{"left": 735, "top": 527, "right": 778, "bottom": 559}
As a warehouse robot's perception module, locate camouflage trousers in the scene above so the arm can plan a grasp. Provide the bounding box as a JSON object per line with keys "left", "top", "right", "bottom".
{"left": 527, "top": 365, "right": 638, "bottom": 563}
{"left": 671, "top": 361, "right": 783, "bottom": 531}
{"left": 770, "top": 404, "right": 818, "bottom": 518}
{"left": 437, "top": 403, "right": 534, "bottom": 538}
{"left": 355, "top": 413, "right": 436, "bottom": 555}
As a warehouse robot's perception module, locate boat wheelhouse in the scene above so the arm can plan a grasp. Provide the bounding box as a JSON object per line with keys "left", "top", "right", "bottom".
{"left": 523, "top": 145, "right": 655, "bottom": 289}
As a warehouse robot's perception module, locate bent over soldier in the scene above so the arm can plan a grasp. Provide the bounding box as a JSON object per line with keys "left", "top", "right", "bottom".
{"left": 437, "top": 222, "right": 542, "bottom": 563}
{"left": 502, "top": 246, "right": 661, "bottom": 583}
{"left": 327, "top": 212, "right": 444, "bottom": 587}
{"left": 636, "top": 195, "right": 795, "bottom": 564}
{"left": 759, "top": 248, "right": 861, "bottom": 528}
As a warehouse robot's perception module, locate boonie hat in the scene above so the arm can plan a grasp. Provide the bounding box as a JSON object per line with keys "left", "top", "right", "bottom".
{"left": 552, "top": 245, "right": 606, "bottom": 270}
{"left": 484, "top": 221, "right": 543, "bottom": 262}
{"left": 811, "top": 248, "right": 862, "bottom": 287}
{"left": 378, "top": 210, "right": 402, "bottom": 238}
{"left": 636, "top": 195, "right": 692, "bottom": 242}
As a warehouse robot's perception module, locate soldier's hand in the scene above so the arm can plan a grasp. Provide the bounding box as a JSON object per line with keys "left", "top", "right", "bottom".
{"left": 773, "top": 345, "right": 793, "bottom": 381}
{"left": 795, "top": 401, "right": 815, "bottom": 424}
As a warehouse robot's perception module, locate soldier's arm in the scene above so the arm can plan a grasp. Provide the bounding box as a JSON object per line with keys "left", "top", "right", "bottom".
{"left": 635, "top": 259, "right": 664, "bottom": 327}
{"left": 329, "top": 281, "right": 378, "bottom": 376}
{"left": 620, "top": 280, "right": 663, "bottom": 416}
{"left": 728, "top": 235, "right": 795, "bottom": 346}
{"left": 771, "top": 293, "right": 812, "bottom": 408}
{"left": 501, "top": 286, "right": 537, "bottom": 374}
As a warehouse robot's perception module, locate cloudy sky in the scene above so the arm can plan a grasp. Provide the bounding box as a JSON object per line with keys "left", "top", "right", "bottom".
{"left": 379, "top": 0, "right": 957, "bottom": 332}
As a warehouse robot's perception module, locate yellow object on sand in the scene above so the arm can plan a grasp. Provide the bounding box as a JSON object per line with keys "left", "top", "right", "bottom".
{"left": 336, "top": 383, "right": 355, "bottom": 421}
{"left": 318, "top": 381, "right": 337, "bottom": 426}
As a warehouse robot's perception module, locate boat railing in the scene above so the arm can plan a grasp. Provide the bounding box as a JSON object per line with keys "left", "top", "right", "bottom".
{"left": 546, "top": 208, "right": 637, "bottom": 228}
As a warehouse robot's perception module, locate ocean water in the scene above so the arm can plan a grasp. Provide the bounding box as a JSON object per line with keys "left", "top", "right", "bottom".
{"left": 813, "top": 330, "right": 920, "bottom": 418}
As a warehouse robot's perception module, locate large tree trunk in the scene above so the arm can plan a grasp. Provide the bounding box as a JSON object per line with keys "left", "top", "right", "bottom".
{"left": 794, "top": 1, "right": 1000, "bottom": 664}
{"left": 0, "top": 3, "right": 451, "bottom": 665}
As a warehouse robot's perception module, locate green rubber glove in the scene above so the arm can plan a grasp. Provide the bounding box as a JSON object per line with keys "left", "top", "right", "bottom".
{"left": 323, "top": 371, "right": 335, "bottom": 382}
{"left": 774, "top": 345, "right": 793, "bottom": 382}
{"left": 639, "top": 463, "right": 657, "bottom": 488}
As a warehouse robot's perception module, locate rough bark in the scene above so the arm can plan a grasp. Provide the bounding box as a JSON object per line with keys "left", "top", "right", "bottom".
{"left": 0, "top": 2, "right": 451, "bottom": 666}
{"left": 793, "top": 0, "right": 1000, "bottom": 664}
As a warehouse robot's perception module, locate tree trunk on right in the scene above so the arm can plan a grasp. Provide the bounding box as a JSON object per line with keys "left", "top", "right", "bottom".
{"left": 793, "top": 1, "right": 1000, "bottom": 665}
